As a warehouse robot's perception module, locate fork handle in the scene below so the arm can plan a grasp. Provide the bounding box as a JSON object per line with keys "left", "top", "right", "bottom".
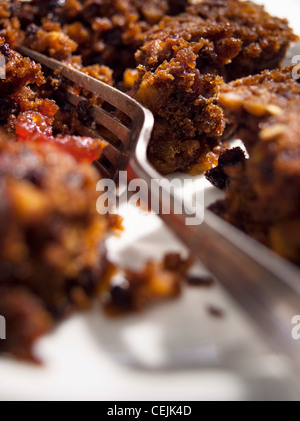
{"left": 128, "top": 156, "right": 300, "bottom": 377}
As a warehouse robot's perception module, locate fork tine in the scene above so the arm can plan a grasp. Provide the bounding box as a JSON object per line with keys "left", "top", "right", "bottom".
{"left": 19, "top": 46, "right": 140, "bottom": 119}
{"left": 18, "top": 45, "right": 153, "bottom": 183}
{"left": 66, "top": 92, "right": 130, "bottom": 143}
{"left": 93, "top": 160, "right": 113, "bottom": 179}
{"left": 77, "top": 124, "right": 121, "bottom": 166}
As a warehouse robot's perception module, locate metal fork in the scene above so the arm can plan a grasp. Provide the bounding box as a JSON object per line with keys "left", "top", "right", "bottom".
{"left": 20, "top": 46, "right": 300, "bottom": 377}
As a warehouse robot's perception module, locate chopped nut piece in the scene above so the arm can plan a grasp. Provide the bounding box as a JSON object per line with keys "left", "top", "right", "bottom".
{"left": 259, "top": 124, "right": 287, "bottom": 141}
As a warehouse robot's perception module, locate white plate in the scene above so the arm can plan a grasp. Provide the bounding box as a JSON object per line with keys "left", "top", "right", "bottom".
{"left": 0, "top": 0, "right": 299, "bottom": 401}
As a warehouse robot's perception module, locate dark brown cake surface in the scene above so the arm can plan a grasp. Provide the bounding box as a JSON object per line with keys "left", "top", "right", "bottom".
{"left": 14, "top": 0, "right": 297, "bottom": 175}
{"left": 131, "top": 1, "right": 296, "bottom": 174}
{"left": 187, "top": 0, "right": 296, "bottom": 79}
{"left": 17, "top": 0, "right": 157, "bottom": 80}
{"left": 0, "top": 286, "right": 53, "bottom": 361}
{"left": 133, "top": 38, "right": 227, "bottom": 174}
{"left": 0, "top": 8, "right": 110, "bottom": 359}
{"left": 0, "top": 132, "right": 109, "bottom": 359}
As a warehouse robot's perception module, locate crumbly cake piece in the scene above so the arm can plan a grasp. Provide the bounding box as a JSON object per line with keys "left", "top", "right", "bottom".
{"left": 14, "top": 0, "right": 296, "bottom": 174}
{"left": 0, "top": 21, "right": 109, "bottom": 359}
{"left": 0, "top": 19, "right": 188, "bottom": 360}
{"left": 0, "top": 34, "right": 107, "bottom": 157}
{"left": 0, "top": 286, "right": 53, "bottom": 361}
{"left": 17, "top": 0, "right": 160, "bottom": 81}
{"left": 0, "top": 133, "right": 109, "bottom": 360}
{"left": 103, "top": 253, "right": 193, "bottom": 315}
{"left": 132, "top": 41, "right": 228, "bottom": 173}
{"left": 208, "top": 67, "right": 300, "bottom": 265}
{"left": 132, "top": 17, "right": 230, "bottom": 174}
{"left": 131, "top": 1, "right": 296, "bottom": 174}
{"left": 0, "top": 0, "right": 24, "bottom": 47}
{"left": 0, "top": 36, "right": 57, "bottom": 133}
{"left": 137, "top": 0, "right": 296, "bottom": 80}
{"left": 12, "top": 0, "right": 296, "bottom": 174}
{"left": 186, "top": 0, "right": 296, "bottom": 79}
